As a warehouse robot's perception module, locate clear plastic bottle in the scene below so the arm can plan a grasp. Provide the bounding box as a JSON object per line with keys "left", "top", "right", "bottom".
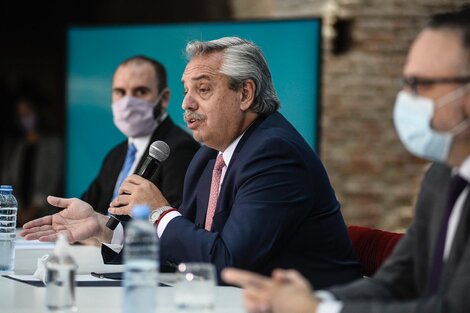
{"left": 45, "top": 234, "right": 78, "bottom": 312}
{"left": 0, "top": 185, "right": 18, "bottom": 272}
{"left": 123, "top": 204, "right": 159, "bottom": 313}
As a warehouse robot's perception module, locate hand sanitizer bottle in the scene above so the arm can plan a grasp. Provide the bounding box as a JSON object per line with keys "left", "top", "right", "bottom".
{"left": 45, "top": 234, "right": 78, "bottom": 312}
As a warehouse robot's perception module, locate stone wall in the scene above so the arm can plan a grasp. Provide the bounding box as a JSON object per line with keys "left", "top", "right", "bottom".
{"left": 230, "top": 0, "right": 467, "bottom": 231}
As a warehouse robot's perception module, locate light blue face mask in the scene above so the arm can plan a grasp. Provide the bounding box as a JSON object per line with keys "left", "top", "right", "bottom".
{"left": 393, "top": 89, "right": 469, "bottom": 162}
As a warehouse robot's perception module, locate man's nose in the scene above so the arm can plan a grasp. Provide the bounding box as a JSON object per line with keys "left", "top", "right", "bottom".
{"left": 182, "top": 94, "right": 197, "bottom": 111}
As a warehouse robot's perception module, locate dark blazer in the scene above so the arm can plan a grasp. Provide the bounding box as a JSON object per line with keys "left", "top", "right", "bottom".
{"left": 82, "top": 117, "right": 200, "bottom": 216}
{"left": 329, "top": 162, "right": 470, "bottom": 313}
{"left": 102, "top": 112, "right": 361, "bottom": 288}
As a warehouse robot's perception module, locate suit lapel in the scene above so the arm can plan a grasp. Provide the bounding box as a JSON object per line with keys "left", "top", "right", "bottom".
{"left": 427, "top": 171, "right": 451, "bottom": 268}
{"left": 440, "top": 190, "right": 470, "bottom": 290}
{"left": 210, "top": 115, "right": 269, "bottom": 231}
{"left": 195, "top": 159, "right": 215, "bottom": 228}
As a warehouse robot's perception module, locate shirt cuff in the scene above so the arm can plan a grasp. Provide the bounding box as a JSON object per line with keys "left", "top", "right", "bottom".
{"left": 315, "top": 291, "right": 338, "bottom": 302}
{"left": 102, "top": 223, "right": 124, "bottom": 254}
{"left": 316, "top": 301, "right": 343, "bottom": 313}
{"left": 157, "top": 210, "right": 181, "bottom": 238}
{"left": 315, "top": 291, "right": 342, "bottom": 313}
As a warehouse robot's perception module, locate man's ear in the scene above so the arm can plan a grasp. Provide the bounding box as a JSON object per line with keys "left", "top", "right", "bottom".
{"left": 240, "top": 80, "right": 255, "bottom": 112}
{"left": 461, "top": 85, "right": 470, "bottom": 118}
{"left": 160, "top": 88, "right": 171, "bottom": 111}
{"left": 466, "top": 86, "right": 470, "bottom": 106}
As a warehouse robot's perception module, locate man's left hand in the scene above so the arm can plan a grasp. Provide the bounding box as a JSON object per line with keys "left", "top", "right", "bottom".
{"left": 222, "top": 268, "right": 320, "bottom": 313}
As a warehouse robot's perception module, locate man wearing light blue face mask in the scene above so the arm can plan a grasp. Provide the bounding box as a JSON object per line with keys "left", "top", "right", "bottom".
{"left": 221, "top": 6, "right": 470, "bottom": 313}
{"left": 81, "top": 56, "right": 200, "bottom": 221}
{"left": 394, "top": 51, "right": 470, "bottom": 163}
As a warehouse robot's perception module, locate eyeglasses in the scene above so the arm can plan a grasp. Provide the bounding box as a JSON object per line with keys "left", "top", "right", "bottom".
{"left": 401, "top": 75, "right": 470, "bottom": 96}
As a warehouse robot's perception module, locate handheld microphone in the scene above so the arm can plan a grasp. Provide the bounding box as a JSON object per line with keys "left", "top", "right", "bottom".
{"left": 136, "top": 141, "right": 171, "bottom": 179}
{"left": 106, "top": 140, "right": 171, "bottom": 230}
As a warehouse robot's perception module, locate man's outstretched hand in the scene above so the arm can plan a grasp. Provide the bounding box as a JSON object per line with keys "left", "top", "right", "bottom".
{"left": 20, "top": 196, "right": 113, "bottom": 244}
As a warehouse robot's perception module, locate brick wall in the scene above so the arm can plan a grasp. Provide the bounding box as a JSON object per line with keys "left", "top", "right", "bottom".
{"left": 230, "top": 0, "right": 467, "bottom": 231}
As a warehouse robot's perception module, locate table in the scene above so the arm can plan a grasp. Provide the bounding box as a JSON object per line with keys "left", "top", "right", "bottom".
{"left": 0, "top": 235, "right": 244, "bottom": 313}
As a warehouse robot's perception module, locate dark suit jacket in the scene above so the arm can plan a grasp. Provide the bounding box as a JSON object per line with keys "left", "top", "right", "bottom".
{"left": 329, "top": 162, "right": 470, "bottom": 313}
{"left": 103, "top": 112, "right": 361, "bottom": 288}
{"left": 82, "top": 117, "right": 200, "bottom": 216}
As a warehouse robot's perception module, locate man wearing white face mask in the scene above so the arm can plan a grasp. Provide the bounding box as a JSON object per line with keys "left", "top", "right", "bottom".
{"left": 221, "top": 6, "right": 470, "bottom": 313}
{"left": 394, "top": 78, "right": 470, "bottom": 163}
{"left": 81, "top": 56, "right": 200, "bottom": 219}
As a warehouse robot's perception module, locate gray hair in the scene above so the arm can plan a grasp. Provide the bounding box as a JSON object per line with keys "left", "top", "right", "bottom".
{"left": 185, "top": 37, "right": 280, "bottom": 115}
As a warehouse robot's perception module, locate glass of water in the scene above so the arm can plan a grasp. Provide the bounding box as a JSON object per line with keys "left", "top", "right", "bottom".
{"left": 174, "top": 263, "right": 216, "bottom": 313}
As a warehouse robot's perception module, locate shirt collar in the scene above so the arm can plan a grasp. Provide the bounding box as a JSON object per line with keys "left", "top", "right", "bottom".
{"left": 219, "top": 133, "right": 244, "bottom": 168}
{"left": 219, "top": 119, "right": 259, "bottom": 167}
{"left": 457, "top": 155, "right": 470, "bottom": 182}
{"left": 128, "top": 134, "right": 152, "bottom": 158}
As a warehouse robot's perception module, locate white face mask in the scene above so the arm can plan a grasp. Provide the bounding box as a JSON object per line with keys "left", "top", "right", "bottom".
{"left": 112, "top": 91, "right": 166, "bottom": 138}
{"left": 393, "top": 88, "right": 469, "bottom": 162}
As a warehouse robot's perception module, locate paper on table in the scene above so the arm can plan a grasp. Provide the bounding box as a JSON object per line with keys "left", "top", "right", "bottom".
{"left": 15, "top": 240, "right": 55, "bottom": 250}
{"left": 4, "top": 274, "right": 174, "bottom": 287}
{"left": 9, "top": 274, "right": 114, "bottom": 282}
{"left": 3, "top": 274, "right": 121, "bottom": 287}
{"left": 14, "top": 245, "right": 124, "bottom": 275}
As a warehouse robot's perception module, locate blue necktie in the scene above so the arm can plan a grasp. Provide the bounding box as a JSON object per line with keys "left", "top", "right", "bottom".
{"left": 112, "top": 143, "right": 137, "bottom": 201}
{"left": 427, "top": 174, "right": 468, "bottom": 295}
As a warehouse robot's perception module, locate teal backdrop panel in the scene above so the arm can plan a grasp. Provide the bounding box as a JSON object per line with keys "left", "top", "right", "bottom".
{"left": 67, "top": 19, "right": 321, "bottom": 197}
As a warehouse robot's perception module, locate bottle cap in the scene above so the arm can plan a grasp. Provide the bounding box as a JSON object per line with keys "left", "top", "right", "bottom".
{"left": 131, "top": 204, "right": 151, "bottom": 220}
{"left": 0, "top": 185, "right": 13, "bottom": 192}
{"left": 54, "top": 233, "right": 70, "bottom": 257}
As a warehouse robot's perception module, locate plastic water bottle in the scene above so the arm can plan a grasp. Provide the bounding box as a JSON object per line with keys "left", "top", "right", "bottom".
{"left": 124, "top": 204, "right": 159, "bottom": 313}
{"left": 45, "top": 234, "right": 78, "bottom": 312}
{"left": 0, "top": 185, "right": 18, "bottom": 272}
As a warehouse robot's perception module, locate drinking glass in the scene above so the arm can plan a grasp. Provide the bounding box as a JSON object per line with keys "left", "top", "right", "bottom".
{"left": 173, "top": 263, "right": 216, "bottom": 313}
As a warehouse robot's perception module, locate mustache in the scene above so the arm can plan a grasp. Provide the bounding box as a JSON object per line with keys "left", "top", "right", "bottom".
{"left": 183, "top": 111, "right": 206, "bottom": 122}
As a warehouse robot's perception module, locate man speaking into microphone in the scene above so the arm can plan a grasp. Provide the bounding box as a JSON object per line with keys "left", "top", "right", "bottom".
{"left": 21, "top": 37, "right": 361, "bottom": 288}
{"left": 106, "top": 140, "right": 170, "bottom": 230}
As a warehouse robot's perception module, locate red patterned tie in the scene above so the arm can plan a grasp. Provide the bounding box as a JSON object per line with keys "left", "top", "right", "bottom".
{"left": 205, "top": 154, "right": 225, "bottom": 230}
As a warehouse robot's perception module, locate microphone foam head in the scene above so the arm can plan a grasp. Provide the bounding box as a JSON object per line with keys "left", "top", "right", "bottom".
{"left": 149, "top": 141, "right": 170, "bottom": 162}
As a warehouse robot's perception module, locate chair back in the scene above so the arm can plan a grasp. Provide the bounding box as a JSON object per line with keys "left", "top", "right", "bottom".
{"left": 347, "top": 225, "right": 404, "bottom": 276}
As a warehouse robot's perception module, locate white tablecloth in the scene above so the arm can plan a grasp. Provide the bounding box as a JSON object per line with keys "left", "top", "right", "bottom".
{"left": 0, "top": 235, "right": 243, "bottom": 313}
